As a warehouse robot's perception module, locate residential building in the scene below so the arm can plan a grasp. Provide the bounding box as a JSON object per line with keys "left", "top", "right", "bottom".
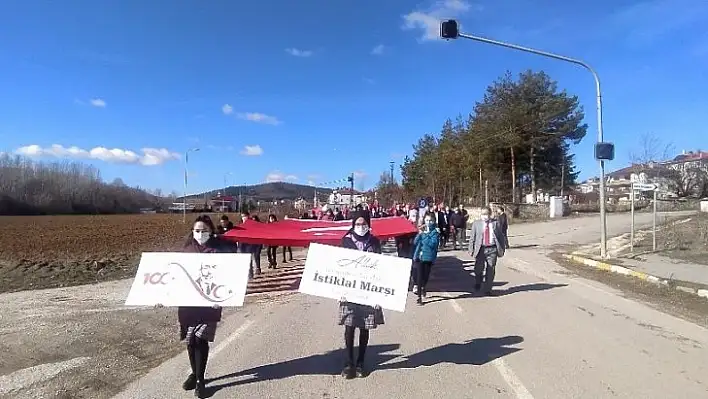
{"left": 578, "top": 150, "right": 707, "bottom": 199}
{"left": 328, "top": 189, "right": 368, "bottom": 206}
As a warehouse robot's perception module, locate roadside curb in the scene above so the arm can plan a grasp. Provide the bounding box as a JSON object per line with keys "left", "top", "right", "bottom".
{"left": 562, "top": 254, "right": 708, "bottom": 300}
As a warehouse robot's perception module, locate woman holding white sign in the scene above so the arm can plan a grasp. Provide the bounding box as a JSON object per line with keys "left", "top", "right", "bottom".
{"left": 166, "top": 215, "right": 237, "bottom": 398}
{"left": 337, "top": 211, "right": 385, "bottom": 379}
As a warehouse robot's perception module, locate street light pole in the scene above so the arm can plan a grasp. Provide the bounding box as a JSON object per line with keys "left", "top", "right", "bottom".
{"left": 223, "top": 172, "right": 233, "bottom": 212}
{"left": 448, "top": 27, "right": 608, "bottom": 258}
{"left": 183, "top": 147, "right": 200, "bottom": 223}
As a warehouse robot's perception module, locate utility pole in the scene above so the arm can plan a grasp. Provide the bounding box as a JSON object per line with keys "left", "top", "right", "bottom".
{"left": 348, "top": 173, "right": 355, "bottom": 207}
{"left": 238, "top": 185, "right": 243, "bottom": 214}
{"left": 183, "top": 147, "right": 199, "bottom": 223}
{"left": 485, "top": 179, "right": 489, "bottom": 207}
{"left": 389, "top": 161, "right": 395, "bottom": 182}
{"left": 560, "top": 162, "right": 565, "bottom": 198}
{"left": 441, "top": 19, "right": 611, "bottom": 258}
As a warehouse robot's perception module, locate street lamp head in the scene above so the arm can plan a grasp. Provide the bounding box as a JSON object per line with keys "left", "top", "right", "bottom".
{"left": 440, "top": 19, "right": 459, "bottom": 40}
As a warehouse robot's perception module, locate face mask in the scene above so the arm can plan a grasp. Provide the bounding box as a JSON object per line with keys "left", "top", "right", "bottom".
{"left": 193, "top": 231, "right": 210, "bottom": 245}
{"left": 426, "top": 221, "right": 436, "bottom": 230}
{"left": 481, "top": 214, "right": 489, "bottom": 221}
{"left": 354, "top": 225, "right": 370, "bottom": 236}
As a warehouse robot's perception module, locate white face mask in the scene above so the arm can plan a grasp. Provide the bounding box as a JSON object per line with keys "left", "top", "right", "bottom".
{"left": 193, "top": 231, "right": 210, "bottom": 245}
{"left": 481, "top": 214, "right": 490, "bottom": 221}
{"left": 354, "top": 225, "right": 370, "bottom": 236}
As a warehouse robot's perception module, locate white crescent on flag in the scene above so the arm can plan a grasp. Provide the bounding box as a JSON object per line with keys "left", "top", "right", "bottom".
{"left": 301, "top": 225, "right": 352, "bottom": 236}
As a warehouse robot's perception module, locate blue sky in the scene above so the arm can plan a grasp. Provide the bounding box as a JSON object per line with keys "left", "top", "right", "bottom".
{"left": 1, "top": 0, "right": 707, "bottom": 195}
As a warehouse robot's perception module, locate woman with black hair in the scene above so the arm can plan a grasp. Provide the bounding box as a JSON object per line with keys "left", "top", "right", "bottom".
{"left": 337, "top": 210, "right": 384, "bottom": 379}
{"left": 266, "top": 214, "right": 279, "bottom": 268}
{"left": 156, "top": 215, "right": 237, "bottom": 398}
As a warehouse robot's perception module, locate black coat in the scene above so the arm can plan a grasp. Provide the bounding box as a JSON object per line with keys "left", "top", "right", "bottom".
{"left": 340, "top": 231, "right": 382, "bottom": 254}
{"left": 450, "top": 212, "right": 466, "bottom": 229}
{"left": 497, "top": 213, "right": 509, "bottom": 248}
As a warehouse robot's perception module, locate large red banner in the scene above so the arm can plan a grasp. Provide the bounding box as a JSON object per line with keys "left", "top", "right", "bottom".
{"left": 223, "top": 217, "right": 417, "bottom": 247}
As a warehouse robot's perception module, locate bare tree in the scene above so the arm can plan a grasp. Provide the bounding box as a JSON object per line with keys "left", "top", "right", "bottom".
{"left": 0, "top": 153, "right": 164, "bottom": 215}
{"left": 629, "top": 132, "right": 675, "bottom": 165}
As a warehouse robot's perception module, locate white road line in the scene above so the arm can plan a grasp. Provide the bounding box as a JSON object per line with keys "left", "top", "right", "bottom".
{"left": 449, "top": 296, "right": 463, "bottom": 313}
{"left": 491, "top": 357, "right": 535, "bottom": 399}
{"left": 439, "top": 291, "right": 464, "bottom": 313}
{"left": 184, "top": 319, "right": 255, "bottom": 374}
{"left": 212, "top": 319, "right": 254, "bottom": 357}
{"left": 435, "top": 286, "right": 532, "bottom": 398}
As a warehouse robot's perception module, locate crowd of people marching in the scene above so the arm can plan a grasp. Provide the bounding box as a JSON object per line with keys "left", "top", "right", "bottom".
{"left": 162, "top": 200, "right": 510, "bottom": 397}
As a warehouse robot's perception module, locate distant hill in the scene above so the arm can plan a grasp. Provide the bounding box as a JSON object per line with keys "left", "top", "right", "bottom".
{"left": 192, "top": 182, "right": 336, "bottom": 202}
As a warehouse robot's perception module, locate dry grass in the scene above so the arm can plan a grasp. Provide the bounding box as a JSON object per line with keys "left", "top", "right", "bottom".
{"left": 635, "top": 213, "right": 708, "bottom": 265}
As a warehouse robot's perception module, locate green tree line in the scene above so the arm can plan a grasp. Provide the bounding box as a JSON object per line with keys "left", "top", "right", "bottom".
{"left": 399, "top": 69, "right": 588, "bottom": 206}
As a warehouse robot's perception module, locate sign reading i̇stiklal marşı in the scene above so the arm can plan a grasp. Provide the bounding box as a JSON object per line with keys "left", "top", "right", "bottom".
{"left": 124, "top": 252, "right": 252, "bottom": 307}
{"left": 299, "top": 243, "right": 413, "bottom": 312}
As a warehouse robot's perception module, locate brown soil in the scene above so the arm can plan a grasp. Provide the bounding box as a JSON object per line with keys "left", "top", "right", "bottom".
{"left": 0, "top": 213, "right": 304, "bottom": 293}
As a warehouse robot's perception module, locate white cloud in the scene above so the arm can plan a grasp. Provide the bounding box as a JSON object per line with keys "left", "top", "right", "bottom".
{"left": 265, "top": 170, "right": 298, "bottom": 183}
{"left": 236, "top": 112, "right": 282, "bottom": 125}
{"left": 285, "top": 48, "right": 313, "bottom": 57}
{"left": 240, "top": 145, "right": 263, "bottom": 156}
{"left": 363, "top": 77, "right": 375, "bottom": 85}
{"left": 222, "top": 104, "right": 233, "bottom": 115}
{"left": 402, "top": 0, "right": 477, "bottom": 41}
{"left": 89, "top": 98, "right": 106, "bottom": 108}
{"left": 15, "top": 144, "right": 180, "bottom": 166}
{"left": 353, "top": 170, "right": 367, "bottom": 180}
{"left": 371, "top": 44, "right": 385, "bottom": 55}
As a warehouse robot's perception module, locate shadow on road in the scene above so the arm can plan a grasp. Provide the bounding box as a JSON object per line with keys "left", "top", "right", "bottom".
{"left": 204, "top": 344, "right": 401, "bottom": 394}
{"left": 511, "top": 244, "right": 539, "bottom": 249}
{"left": 379, "top": 335, "right": 524, "bottom": 369}
{"left": 203, "top": 336, "right": 524, "bottom": 395}
{"left": 246, "top": 264, "right": 304, "bottom": 295}
{"left": 423, "top": 255, "right": 567, "bottom": 303}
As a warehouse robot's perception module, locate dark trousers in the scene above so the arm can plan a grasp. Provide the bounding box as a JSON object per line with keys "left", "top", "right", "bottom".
{"left": 451, "top": 228, "right": 461, "bottom": 249}
{"left": 187, "top": 336, "right": 209, "bottom": 382}
{"left": 344, "top": 326, "right": 369, "bottom": 366}
{"left": 474, "top": 246, "right": 498, "bottom": 293}
{"left": 251, "top": 245, "right": 262, "bottom": 277}
{"left": 267, "top": 246, "right": 278, "bottom": 267}
{"left": 440, "top": 229, "right": 449, "bottom": 248}
{"left": 413, "top": 261, "right": 433, "bottom": 291}
{"left": 282, "top": 246, "right": 293, "bottom": 262}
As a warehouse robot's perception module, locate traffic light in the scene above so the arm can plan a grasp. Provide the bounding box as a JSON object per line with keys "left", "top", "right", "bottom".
{"left": 440, "top": 20, "right": 459, "bottom": 39}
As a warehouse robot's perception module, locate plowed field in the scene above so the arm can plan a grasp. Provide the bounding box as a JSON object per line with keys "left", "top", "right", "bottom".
{"left": 0, "top": 213, "right": 242, "bottom": 293}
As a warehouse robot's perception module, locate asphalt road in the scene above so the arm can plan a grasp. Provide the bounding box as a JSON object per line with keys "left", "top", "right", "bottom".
{"left": 115, "top": 211, "right": 707, "bottom": 399}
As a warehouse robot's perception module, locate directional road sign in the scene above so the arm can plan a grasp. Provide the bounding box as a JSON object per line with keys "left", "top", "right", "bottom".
{"left": 633, "top": 183, "right": 657, "bottom": 191}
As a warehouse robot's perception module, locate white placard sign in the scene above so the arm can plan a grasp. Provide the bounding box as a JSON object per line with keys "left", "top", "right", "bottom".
{"left": 298, "top": 243, "right": 413, "bottom": 312}
{"left": 124, "top": 252, "right": 251, "bottom": 307}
